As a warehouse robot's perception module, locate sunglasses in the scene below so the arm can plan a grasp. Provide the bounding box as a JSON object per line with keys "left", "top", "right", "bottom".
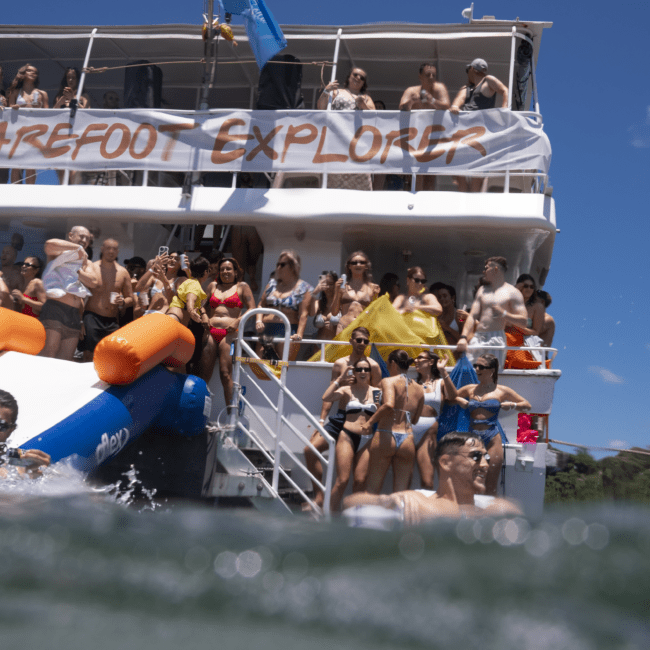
{"left": 353, "top": 368, "right": 370, "bottom": 373}
{"left": 473, "top": 363, "right": 491, "bottom": 371}
{"left": 0, "top": 419, "right": 16, "bottom": 433}
{"left": 353, "top": 338, "right": 370, "bottom": 345}
{"left": 453, "top": 450, "right": 490, "bottom": 463}
{"left": 411, "top": 277, "right": 426, "bottom": 284}
{"left": 349, "top": 260, "right": 366, "bottom": 266}
{"left": 21, "top": 262, "right": 39, "bottom": 269}
{"left": 415, "top": 355, "right": 430, "bottom": 361}
{"left": 351, "top": 72, "right": 366, "bottom": 81}
{"left": 276, "top": 261, "right": 288, "bottom": 268}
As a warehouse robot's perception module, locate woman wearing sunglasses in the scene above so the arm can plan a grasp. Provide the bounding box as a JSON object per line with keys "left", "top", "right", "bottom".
{"left": 330, "top": 251, "right": 379, "bottom": 335}
{"left": 317, "top": 68, "right": 375, "bottom": 191}
{"left": 454, "top": 353, "right": 531, "bottom": 495}
{"left": 321, "top": 358, "right": 380, "bottom": 511}
{"left": 256, "top": 250, "right": 313, "bottom": 361}
{"left": 393, "top": 266, "right": 442, "bottom": 317}
{"left": 10, "top": 257, "right": 45, "bottom": 317}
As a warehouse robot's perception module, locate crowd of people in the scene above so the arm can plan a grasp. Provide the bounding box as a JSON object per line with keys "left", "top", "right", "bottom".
{"left": 1, "top": 232, "right": 554, "bottom": 507}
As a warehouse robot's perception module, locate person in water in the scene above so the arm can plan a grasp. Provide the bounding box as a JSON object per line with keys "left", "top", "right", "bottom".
{"left": 343, "top": 432, "right": 521, "bottom": 524}
{"left": 0, "top": 389, "right": 51, "bottom": 476}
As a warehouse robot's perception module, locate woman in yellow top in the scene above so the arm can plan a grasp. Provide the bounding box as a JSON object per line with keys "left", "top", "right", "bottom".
{"left": 168, "top": 256, "right": 211, "bottom": 375}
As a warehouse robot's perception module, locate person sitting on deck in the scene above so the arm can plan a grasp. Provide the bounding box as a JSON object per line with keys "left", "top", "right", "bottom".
{"left": 343, "top": 432, "right": 522, "bottom": 524}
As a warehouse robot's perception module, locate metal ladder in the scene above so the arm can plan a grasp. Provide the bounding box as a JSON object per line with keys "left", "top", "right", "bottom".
{"left": 202, "top": 309, "right": 336, "bottom": 518}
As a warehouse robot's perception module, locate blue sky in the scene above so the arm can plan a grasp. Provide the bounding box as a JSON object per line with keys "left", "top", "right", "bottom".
{"left": 4, "top": 1, "right": 649, "bottom": 458}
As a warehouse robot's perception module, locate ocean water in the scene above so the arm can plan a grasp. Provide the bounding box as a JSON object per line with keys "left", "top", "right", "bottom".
{"left": 0, "top": 466, "right": 647, "bottom": 650}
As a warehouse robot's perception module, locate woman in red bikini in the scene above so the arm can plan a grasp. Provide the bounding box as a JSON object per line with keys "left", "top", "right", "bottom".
{"left": 204, "top": 257, "right": 255, "bottom": 406}
{"left": 10, "top": 257, "right": 45, "bottom": 317}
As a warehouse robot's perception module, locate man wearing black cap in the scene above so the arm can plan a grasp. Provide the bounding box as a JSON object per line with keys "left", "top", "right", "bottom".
{"left": 450, "top": 58, "right": 509, "bottom": 192}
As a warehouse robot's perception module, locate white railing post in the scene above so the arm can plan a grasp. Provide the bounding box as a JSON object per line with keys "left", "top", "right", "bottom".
{"left": 322, "top": 27, "right": 343, "bottom": 191}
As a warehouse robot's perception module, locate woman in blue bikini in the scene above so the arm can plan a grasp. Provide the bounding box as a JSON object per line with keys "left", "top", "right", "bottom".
{"left": 255, "top": 250, "right": 313, "bottom": 361}
{"left": 454, "top": 353, "right": 531, "bottom": 495}
{"left": 321, "top": 358, "right": 381, "bottom": 511}
{"left": 361, "top": 350, "right": 425, "bottom": 495}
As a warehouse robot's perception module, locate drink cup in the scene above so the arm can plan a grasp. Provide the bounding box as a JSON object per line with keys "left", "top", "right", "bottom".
{"left": 110, "top": 292, "right": 120, "bottom": 305}
{"left": 139, "top": 292, "right": 149, "bottom": 307}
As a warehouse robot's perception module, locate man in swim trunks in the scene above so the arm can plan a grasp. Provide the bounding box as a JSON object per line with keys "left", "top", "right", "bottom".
{"left": 0, "top": 389, "right": 51, "bottom": 476}
{"left": 305, "top": 327, "right": 382, "bottom": 507}
{"left": 40, "top": 225, "right": 99, "bottom": 360}
{"left": 80, "top": 238, "right": 133, "bottom": 362}
{"left": 456, "top": 257, "right": 528, "bottom": 370}
{"left": 343, "top": 432, "right": 521, "bottom": 524}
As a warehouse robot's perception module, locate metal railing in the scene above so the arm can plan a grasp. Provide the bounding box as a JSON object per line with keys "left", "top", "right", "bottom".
{"left": 230, "top": 308, "right": 337, "bottom": 518}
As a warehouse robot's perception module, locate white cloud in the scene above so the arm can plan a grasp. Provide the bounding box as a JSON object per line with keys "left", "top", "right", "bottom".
{"left": 629, "top": 105, "right": 650, "bottom": 148}
{"left": 588, "top": 366, "right": 624, "bottom": 384}
{"left": 608, "top": 440, "right": 629, "bottom": 450}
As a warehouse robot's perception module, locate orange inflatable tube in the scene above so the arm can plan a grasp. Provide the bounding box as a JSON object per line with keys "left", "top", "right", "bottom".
{"left": 0, "top": 307, "right": 46, "bottom": 355}
{"left": 94, "top": 312, "right": 196, "bottom": 385}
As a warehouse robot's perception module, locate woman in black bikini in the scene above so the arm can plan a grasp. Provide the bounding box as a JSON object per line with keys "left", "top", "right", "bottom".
{"left": 321, "top": 358, "right": 380, "bottom": 511}
{"left": 202, "top": 257, "right": 255, "bottom": 405}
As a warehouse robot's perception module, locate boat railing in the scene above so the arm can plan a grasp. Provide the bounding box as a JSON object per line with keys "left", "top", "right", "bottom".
{"left": 241, "top": 336, "right": 558, "bottom": 367}
{"left": 231, "top": 308, "right": 336, "bottom": 517}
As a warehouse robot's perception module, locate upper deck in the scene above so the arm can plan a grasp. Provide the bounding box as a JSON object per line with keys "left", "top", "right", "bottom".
{"left": 0, "top": 17, "right": 555, "bottom": 294}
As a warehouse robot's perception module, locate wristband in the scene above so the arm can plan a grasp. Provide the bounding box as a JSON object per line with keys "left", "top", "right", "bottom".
{"left": 334, "top": 380, "right": 340, "bottom": 388}
{"left": 458, "top": 335, "right": 467, "bottom": 340}
{"left": 319, "top": 419, "right": 325, "bottom": 424}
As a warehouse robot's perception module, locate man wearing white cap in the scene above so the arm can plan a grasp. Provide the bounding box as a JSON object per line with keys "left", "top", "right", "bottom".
{"left": 450, "top": 59, "right": 509, "bottom": 192}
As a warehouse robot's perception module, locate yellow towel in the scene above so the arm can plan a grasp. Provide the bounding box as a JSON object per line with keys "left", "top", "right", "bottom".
{"left": 308, "top": 294, "right": 455, "bottom": 365}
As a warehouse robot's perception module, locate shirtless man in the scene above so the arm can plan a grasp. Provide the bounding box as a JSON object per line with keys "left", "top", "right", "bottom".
{"left": 456, "top": 257, "right": 528, "bottom": 370}
{"left": 450, "top": 58, "right": 509, "bottom": 192}
{"left": 40, "top": 225, "right": 99, "bottom": 360}
{"left": 80, "top": 238, "right": 133, "bottom": 362}
{"left": 305, "top": 327, "right": 382, "bottom": 506}
{"left": 0, "top": 244, "right": 22, "bottom": 293}
{"left": 399, "top": 63, "right": 451, "bottom": 192}
{"left": 343, "top": 432, "right": 521, "bottom": 524}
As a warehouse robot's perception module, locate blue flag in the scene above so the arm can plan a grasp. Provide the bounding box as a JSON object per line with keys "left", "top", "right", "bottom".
{"left": 223, "top": 0, "right": 287, "bottom": 70}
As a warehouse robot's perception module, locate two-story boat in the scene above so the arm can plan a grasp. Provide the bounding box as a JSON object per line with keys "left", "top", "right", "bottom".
{"left": 0, "top": 9, "right": 558, "bottom": 518}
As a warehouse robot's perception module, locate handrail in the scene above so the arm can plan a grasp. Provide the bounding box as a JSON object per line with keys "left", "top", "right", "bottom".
{"left": 240, "top": 335, "right": 559, "bottom": 365}
{"left": 231, "top": 308, "right": 337, "bottom": 516}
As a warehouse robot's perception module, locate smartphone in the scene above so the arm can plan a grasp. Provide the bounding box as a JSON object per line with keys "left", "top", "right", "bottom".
{"left": 318, "top": 274, "right": 326, "bottom": 283}
{"left": 158, "top": 246, "right": 169, "bottom": 256}
{"left": 347, "top": 367, "right": 354, "bottom": 378}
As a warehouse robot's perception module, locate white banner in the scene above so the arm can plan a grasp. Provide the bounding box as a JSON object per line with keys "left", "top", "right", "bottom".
{"left": 0, "top": 108, "right": 551, "bottom": 174}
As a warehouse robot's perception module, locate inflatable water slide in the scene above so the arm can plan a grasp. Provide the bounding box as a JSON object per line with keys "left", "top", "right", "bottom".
{"left": 0, "top": 309, "right": 211, "bottom": 472}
